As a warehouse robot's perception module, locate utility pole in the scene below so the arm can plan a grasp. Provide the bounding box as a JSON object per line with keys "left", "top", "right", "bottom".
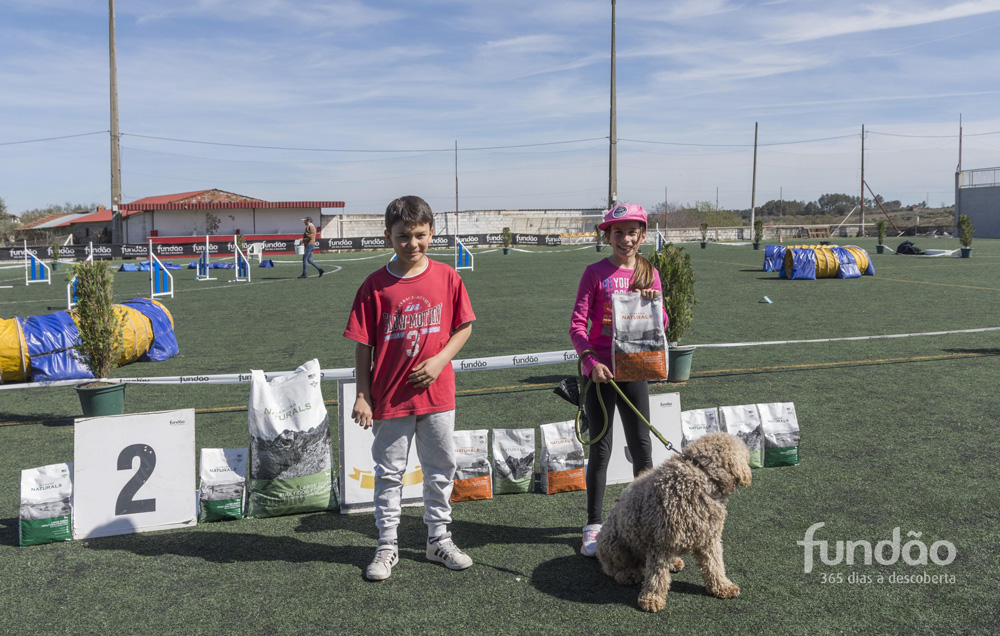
{"left": 860, "top": 124, "right": 865, "bottom": 236}
{"left": 109, "top": 0, "right": 122, "bottom": 245}
{"left": 608, "top": 0, "right": 617, "bottom": 209}
{"left": 751, "top": 122, "right": 758, "bottom": 236}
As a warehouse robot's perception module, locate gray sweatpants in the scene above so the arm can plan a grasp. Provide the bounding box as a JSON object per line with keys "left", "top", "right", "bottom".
{"left": 371, "top": 409, "right": 456, "bottom": 543}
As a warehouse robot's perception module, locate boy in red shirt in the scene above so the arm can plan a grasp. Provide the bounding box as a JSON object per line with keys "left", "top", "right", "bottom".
{"left": 344, "top": 195, "right": 476, "bottom": 581}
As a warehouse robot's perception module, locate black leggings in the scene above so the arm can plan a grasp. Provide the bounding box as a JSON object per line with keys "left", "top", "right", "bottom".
{"left": 584, "top": 379, "right": 653, "bottom": 525}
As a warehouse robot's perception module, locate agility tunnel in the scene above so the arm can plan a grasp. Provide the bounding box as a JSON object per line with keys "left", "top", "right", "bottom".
{"left": 0, "top": 298, "right": 178, "bottom": 383}
{"left": 775, "top": 245, "right": 874, "bottom": 280}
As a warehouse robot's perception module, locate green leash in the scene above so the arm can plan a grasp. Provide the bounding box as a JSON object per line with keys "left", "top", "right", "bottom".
{"left": 574, "top": 350, "right": 678, "bottom": 453}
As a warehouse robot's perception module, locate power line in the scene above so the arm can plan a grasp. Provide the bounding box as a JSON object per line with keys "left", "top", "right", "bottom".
{"left": 619, "top": 133, "right": 859, "bottom": 148}
{"left": 120, "top": 133, "right": 608, "bottom": 153}
{"left": 869, "top": 129, "right": 1000, "bottom": 138}
{"left": 0, "top": 131, "right": 108, "bottom": 146}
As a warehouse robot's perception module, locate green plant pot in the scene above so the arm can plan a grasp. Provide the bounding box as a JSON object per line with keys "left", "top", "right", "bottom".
{"left": 596, "top": 244, "right": 604, "bottom": 252}
{"left": 667, "top": 346, "right": 695, "bottom": 382}
{"left": 752, "top": 242, "right": 760, "bottom": 250}
{"left": 876, "top": 244, "right": 885, "bottom": 254}
{"left": 960, "top": 246, "right": 972, "bottom": 258}
{"left": 700, "top": 242, "right": 707, "bottom": 249}
{"left": 502, "top": 247, "right": 510, "bottom": 255}
{"left": 76, "top": 382, "right": 126, "bottom": 417}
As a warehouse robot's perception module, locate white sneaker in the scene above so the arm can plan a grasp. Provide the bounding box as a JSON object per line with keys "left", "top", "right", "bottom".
{"left": 581, "top": 524, "right": 602, "bottom": 557}
{"left": 365, "top": 544, "right": 399, "bottom": 581}
{"left": 426, "top": 536, "right": 473, "bottom": 570}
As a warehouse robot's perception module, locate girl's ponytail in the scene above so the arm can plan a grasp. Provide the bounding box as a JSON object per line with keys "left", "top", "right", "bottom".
{"left": 630, "top": 252, "right": 655, "bottom": 291}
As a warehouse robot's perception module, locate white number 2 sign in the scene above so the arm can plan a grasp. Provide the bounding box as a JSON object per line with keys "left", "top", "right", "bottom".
{"left": 73, "top": 409, "right": 197, "bottom": 539}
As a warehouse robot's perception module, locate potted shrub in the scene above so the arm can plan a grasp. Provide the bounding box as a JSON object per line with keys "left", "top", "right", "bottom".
{"left": 71, "top": 259, "right": 126, "bottom": 416}
{"left": 51, "top": 238, "right": 62, "bottom": 271}
{"left": 875, "top": 220, "right": 887, "bottom": 254}
{"left": 752, "top": 219, "right": 764, "bottom": 250}
{"left": 594, "top": 224, "right": 605, "bottom": 252}
{"left": 958, "top": 214, "right": 974, "bottom": 258}
{"left": 501, "top": 226, "right": 512, "bottom": 255}
{"left": 699, "top": 222, "right": 709, "bottom": 249}
{"left": 649, "top": 243, "right": 698, "bottom": 382}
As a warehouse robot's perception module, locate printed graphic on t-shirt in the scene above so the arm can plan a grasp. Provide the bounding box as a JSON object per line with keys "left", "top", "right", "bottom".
{"left": 382, "top": 295, "right": 443, "bottom": 358}
{"left": 601, "top": 275, "right": 632, "bottom": 337}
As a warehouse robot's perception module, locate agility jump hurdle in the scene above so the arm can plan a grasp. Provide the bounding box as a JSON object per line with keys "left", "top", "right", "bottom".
{"left": 455, "top": 238, "right": 473, "bottom": 271}
{"left": 66, "top": 242, "right": 95, "bottom": 310}
{"left": 24, "top": 240, "right": 51, "bottom": 285}
{"left": 195, "top": 236, "right": 216, "bottom": 281}
{"left": 656, "top": 229, "right": 667, "bottom": 252}
{"left": 149, "top": 239, "right": 175, "bottom": 300}
{"left": 232, "top": 235, "right": 251, "bottom": 283}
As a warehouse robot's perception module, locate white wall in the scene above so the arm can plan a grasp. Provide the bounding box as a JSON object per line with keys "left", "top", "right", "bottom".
{"left": 122, "top": 207, "right": 325, "bottom": 240}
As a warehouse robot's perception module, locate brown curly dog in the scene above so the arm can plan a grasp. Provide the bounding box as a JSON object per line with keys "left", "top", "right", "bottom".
{"left": 596, "top": 432, "right": 752, "bottom": 612}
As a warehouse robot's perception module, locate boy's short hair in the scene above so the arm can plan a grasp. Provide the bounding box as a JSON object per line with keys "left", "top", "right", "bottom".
{"left": 385, "top": 196, "right": 434, "bottom": 231}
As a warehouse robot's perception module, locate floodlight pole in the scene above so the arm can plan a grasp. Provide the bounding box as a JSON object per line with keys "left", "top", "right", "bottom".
{"left": 454, "top": 140, "right": 459, "bottom": 236}
{"left": 608, "top": 0, "right": 617, "bottom": 209}
{"left": 109, "top": 0, "right": 123, "bottom": 246}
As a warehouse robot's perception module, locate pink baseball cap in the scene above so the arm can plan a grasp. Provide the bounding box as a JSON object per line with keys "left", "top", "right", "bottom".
{"left": 597, "top": 204, "right": 647, "bottom": 231}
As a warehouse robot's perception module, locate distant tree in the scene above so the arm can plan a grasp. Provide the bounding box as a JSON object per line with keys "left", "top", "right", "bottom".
{"left": 817, "top": 193, "right": 859, "bottom": 216}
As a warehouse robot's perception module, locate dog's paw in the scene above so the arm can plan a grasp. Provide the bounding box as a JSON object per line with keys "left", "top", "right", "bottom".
{"left": 709, "top": 581, "right": 740, "bottom": 599}
{"left": 669, "top": 557, "right": 685, "bottom": 572}
{"left": 638, "top": 594, "right": 666, "bottom": 613}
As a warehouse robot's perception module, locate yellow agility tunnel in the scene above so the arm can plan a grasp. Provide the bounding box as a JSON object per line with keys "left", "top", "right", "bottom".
{"left": 0, "top": 298, "right": 177, "bottom": 383}
{"left": 781, "top": 245, "right": 874, "bottom": 280}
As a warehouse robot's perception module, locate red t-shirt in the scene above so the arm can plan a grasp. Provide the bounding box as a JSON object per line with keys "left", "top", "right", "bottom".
{"left": 344, "top": 259, "right": 476, "bottom": 419}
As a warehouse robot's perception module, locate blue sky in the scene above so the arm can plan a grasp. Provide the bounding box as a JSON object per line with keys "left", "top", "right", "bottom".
{"left": 2, "top": 0, "right": 999, "bottom": 216}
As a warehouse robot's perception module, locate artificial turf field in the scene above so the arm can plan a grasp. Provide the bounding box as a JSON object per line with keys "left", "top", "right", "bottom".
{"left": 2, "top": 236, "right": 999, "bottom": 635}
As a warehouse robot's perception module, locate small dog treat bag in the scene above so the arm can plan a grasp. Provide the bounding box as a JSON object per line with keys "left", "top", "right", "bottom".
{"left": 492, "top": 428, "right": 535, "bottom": 495}
{"left": 451, "top": 429, "right": 492, "bottom": 502}
{"left": 199, "top": 448, "right": 248, "bottom": 522}
{"left": 757, "top": 402, "right": 800, "bottom": 467}
{"left": 20, "top": 463, "right": 73, "bottom": 546}
{"left": 719, "top": 404, "right": 763, "bottom": 468}
{"left": 611, "top": 292, "right": 668, "bottom": 382}
{"left": 680, "top": 407, "right": 721, "bottom": 450}
{"left": 247, "top": 359, "right": 338, "bottom": 518}
{"left": 540, "top": 421, "right": 586, "bottom": 494}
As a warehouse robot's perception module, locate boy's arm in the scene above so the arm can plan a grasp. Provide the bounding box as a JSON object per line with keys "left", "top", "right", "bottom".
{"left": 352, "top": 342, "right": 375, "bottom": 429}
{"left": 407, "top": 321, "right": 472, "bottom": 389}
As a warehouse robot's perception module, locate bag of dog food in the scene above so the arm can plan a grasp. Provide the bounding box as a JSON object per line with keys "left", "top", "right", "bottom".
{"left": 20, "top": 463, "right": 73, "bottom": 546}
{"left": 757, "top": 402, "right": 800, "bottom": 467}
{"left": 539, "top": 421, "right": 586, "bottom": 494}
{"left": 611, "top": 292, "right": 668, "bottom": 382}
{"left": 680, "top": 407, "right": 721, "bottom": 450}
{"left": 492, "top": 428, "right": 535, "bottom": 495}
{"left": 451, "top": 429, "right": 492, "bottom": 502}
{"left": 719, "top": 404, "right": 763, "bottom": 468}
{"left": 199, "top": 448, "right": 248, "bottom": 522}
{"left": 247, "top": 359, "right": 338, "bottom": 518}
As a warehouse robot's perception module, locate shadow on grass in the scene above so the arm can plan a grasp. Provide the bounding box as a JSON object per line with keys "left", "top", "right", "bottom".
{"left": 83, "top": 511, "right": 375, "bottom": 571}
{"left": 0, "top": 413, "right": 75, "bottom": 428}
{"left": 530, "top": 554, "right": 713, "bottom": 607}
{"left": 0, "top": 517, "right": 19, "bottom": 546}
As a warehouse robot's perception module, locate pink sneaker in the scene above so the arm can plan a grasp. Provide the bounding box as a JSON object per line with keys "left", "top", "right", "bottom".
{"left": 581, "top": 524, "right": 602, "bottom": 557}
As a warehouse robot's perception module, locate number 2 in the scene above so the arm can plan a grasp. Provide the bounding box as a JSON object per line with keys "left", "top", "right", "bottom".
{"left": 116, "top": 444, "right": 157, "bottom": 515}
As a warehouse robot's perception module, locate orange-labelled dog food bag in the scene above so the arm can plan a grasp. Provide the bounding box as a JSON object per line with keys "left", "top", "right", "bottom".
{"left": 451, "top": 429, "right": 492, "bottom": 502}
{"left": 539, "top": 421, "right": 586, "bottom": 494}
